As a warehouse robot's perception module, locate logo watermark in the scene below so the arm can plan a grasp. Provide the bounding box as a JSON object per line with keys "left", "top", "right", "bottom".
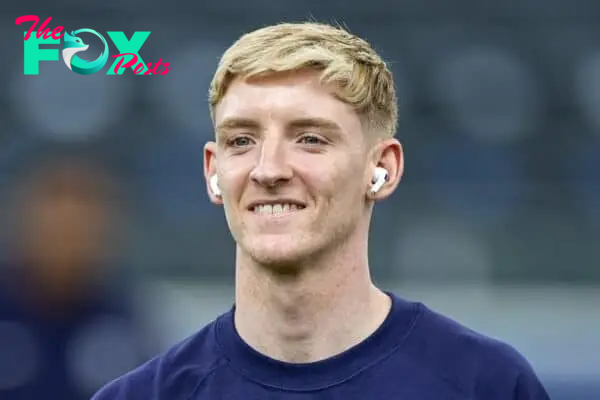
{"left": 16, "top": 15, "right": 172, "bottom": 75}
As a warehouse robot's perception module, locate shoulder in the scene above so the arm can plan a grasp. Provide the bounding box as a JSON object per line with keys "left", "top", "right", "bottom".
{"left": 400, "top": 300, "right": 549, "bottom": 399}
{"left": 91, "top": 314, "right": 229, "bottom": 400}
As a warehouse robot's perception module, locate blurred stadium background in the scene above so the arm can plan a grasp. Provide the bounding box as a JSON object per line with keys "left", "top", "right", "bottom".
{"left": 0, "top": 1, "right": 598, "bottom": 399}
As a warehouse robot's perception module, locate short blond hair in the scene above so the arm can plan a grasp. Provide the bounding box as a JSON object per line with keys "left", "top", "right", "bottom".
{"left": 209, "top": 22, "right": 398, "bottom": 138}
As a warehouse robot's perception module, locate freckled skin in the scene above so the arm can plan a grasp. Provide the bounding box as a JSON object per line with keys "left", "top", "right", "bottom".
{"left": 204, "top": 70, "right": 375, "bottom": 271}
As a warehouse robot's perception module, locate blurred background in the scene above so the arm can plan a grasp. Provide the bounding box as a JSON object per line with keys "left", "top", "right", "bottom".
{"left": 0, "top": 1, "right": 599, "bottom": 399}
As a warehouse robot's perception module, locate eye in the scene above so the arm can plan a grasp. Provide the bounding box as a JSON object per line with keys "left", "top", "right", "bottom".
{"left": 298, "top": 134, "right": 326, "bottom": 145}
{"left": 228, "top": 136, "right": 253, "bottom": 147}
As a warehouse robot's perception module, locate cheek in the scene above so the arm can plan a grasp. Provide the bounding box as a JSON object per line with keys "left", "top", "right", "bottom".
{"left": 331, "top": 157, "right": 364, "bottom": 189}
{"left": 310, "top": 162, "right": 363, "bottom": 206}
{"left": 335, "top": 164, "right": 368, "bottom": 207}
{"left": 219, "top": 164, "right": 248, "bottom": 198}
{"left": 219, "top": 170, "right": 250, "bottom": 227}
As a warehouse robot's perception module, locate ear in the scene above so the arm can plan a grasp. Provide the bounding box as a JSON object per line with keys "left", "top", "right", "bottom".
{"left": 203, "top": 141, "right": 222, "bottom": 205}
{"left": 368, "top": 138, "right": 403, "bottom": 201}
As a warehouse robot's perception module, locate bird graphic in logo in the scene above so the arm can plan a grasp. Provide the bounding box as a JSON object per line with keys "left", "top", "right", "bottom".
{"left": 62, "top": 29, "right": 109, "bottom": 75}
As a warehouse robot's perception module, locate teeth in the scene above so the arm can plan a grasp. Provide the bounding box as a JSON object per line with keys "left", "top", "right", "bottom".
{"left": 253, "top": 203, "right": 302, "bottom": 215}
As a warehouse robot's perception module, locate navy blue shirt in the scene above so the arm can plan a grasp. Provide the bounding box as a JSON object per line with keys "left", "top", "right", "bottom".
{"left": 92, "top": 293, "right": 550, "bottom": 399}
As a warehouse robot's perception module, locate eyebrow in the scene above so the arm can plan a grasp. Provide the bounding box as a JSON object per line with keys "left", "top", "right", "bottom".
{"left": 215, "top": 116, "right": 344, "bottom": 142}
{"left": 215, "top": 118, "right": 261, "bottom": 144}
{"left": 287, "top": 117, "right": 342, "bottom": 133}
{"left": 216, "top": 118, "right": 261, "bottom": 133}
{"left": 217, "top": 117, "right": 341, "bottom": 130}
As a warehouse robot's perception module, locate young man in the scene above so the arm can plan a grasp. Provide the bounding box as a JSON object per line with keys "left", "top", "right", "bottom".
{"left": 92, "top": 22, "right": 551, "bottom": 399}
{"left": 0, "top": 153, "right": 151, "bottom": 400}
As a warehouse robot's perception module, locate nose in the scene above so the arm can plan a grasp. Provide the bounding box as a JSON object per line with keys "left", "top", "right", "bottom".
{"left": 249, "top": 137, "right": 293, "bottom": 188}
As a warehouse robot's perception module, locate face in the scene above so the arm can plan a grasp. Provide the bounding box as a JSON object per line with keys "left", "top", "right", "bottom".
{"left": 24, "top": 192, "right": 109, "bottom": 264}
{"left": 17, "top": 167, "right": 113, "bottom": 282}
{"left": 205, "top": 70, "right": 379, "bottom": 270}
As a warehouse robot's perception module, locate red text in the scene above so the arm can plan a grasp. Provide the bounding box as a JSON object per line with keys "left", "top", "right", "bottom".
{"left": 112, "top": 53, "right": 172, "bottom": 75}
{"left": 16, "top": 15, "right": 64, "bottom": 41}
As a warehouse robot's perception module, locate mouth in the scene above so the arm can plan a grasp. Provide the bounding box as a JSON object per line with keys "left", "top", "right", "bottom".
{"left": 248, "top": 202, "right": 306, "bottom": 216}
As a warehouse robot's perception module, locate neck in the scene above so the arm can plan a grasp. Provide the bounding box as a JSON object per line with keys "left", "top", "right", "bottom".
{"left": 233, "top": 233, "right": 391, "bottom": 363}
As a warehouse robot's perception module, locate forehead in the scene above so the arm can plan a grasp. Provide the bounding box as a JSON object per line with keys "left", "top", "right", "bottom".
{"left": 214, "top": 70, "right": 362, "bottom": 131}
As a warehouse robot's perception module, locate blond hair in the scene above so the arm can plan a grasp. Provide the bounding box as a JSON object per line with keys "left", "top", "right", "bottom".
{"left": 209, "top": 22, "right": 398, "bottom": 138}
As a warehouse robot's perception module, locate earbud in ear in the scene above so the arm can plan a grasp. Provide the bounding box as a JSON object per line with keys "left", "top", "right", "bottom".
{"left": 370, "top": 167, "right": 388, "bottom": 193}
{"left": 209, "top": 175, "right": 221, "bottom": 197}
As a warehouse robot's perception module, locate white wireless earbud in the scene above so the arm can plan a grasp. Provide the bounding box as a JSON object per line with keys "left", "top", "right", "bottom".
{"left": 209, "top": 175, "right": 221, "bottom": 197}
{"left": 370, "top": 167, "right": 388, "bottom": 193}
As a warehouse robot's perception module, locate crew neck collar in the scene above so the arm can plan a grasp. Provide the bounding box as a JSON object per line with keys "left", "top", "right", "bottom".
{"left": 215, "top": 293, "right": 421, "bottom": 391}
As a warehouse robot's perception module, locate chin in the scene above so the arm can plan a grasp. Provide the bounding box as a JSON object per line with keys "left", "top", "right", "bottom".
{"left": 243, "top": 235, "right": 317, "bottom": 273}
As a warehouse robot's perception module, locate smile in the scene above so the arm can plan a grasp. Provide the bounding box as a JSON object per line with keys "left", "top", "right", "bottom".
{"left": 251, "top": 203, "right": 306, "bottom": 215}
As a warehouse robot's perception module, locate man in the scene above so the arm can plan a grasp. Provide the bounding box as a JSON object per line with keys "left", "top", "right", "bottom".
{"left": 0, "top": 152, "right": 151, "bottom": 399}
{"left": 92, "top": 22, "right": 550, "bottom": 399}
